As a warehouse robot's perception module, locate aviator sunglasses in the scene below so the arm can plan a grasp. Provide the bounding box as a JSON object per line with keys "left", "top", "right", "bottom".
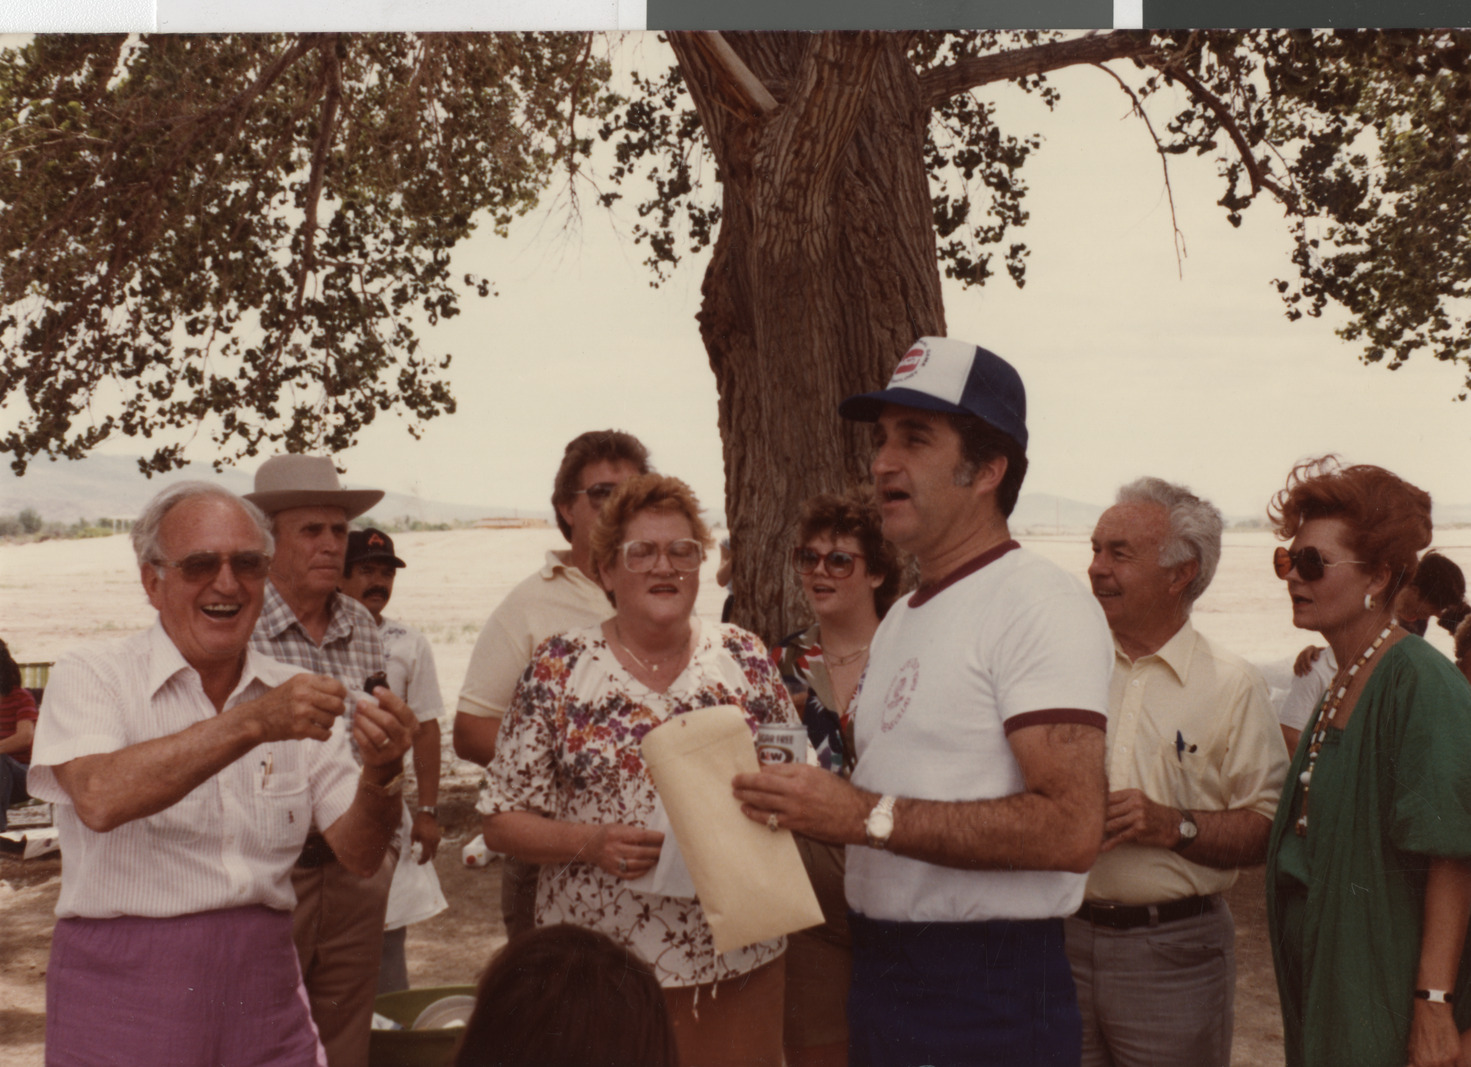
{"left": 152, "top": 551, "right": 272, "bottom": 583}
{"left": 792, "top": 547, "right": 865, "bottom": 579}
{"left": 1272, "top": 545, "right": 1365, "bottom": 582}
{"left": 574, "top": 482, "right": 619, "bottom": 507}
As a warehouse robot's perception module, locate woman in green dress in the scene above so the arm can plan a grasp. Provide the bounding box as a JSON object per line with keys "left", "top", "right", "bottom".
{"left": 1266, "top": 457, "right": 1471, "bottom": 1067}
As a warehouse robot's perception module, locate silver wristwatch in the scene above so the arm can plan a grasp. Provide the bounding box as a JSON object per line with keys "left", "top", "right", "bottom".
{"left": 1171, "top": 809, "right": 1199, "bottom": 852}
{"left": 865, "top": 795, "right": 897, "bottom": 850}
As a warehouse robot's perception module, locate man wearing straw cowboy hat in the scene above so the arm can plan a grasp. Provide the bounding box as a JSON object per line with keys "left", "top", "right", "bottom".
{"left": 245, "top": 453, "right": 410, "bottom": 1067}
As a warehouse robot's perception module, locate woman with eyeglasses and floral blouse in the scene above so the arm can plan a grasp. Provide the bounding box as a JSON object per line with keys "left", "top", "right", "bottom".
{"left": 773, "top": 489, "right": 903, "bottom": 1067}
{"left": 1264, "top": 457, "right": 1471, "bottom": 1067}
{"left": 480, "top": 473, "right": 797, "bottom": 1067}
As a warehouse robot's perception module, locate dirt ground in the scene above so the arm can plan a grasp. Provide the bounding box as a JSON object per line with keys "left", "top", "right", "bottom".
{"left": 0, "top": 772, "right": 1286, "bottom": 1067}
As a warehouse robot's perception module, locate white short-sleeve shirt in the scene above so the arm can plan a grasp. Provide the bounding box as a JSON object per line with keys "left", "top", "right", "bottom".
{"left": 847, "top": 543, "right": 1113, "bottom": 923}
{"left": 28, "top": 622, "right": 361, "bottom": 919}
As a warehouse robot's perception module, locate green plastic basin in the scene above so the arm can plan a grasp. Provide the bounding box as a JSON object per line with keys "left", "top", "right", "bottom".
{"left": 368, "top": 984, "right": 477, "bottom": 1067}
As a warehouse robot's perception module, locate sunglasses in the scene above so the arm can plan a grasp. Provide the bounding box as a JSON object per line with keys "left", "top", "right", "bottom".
{"left": 619, "top": 539, "right": 704, "bottom": 573}
{"left": 574, "top": 482, "right": 619, "bottom": 507}
{"left": 153, "top": 551, "right": 272, "bottom": 583}
{"left": 1273, "top": 545, "right": 1366, "bottom": 582}
{"left": 792, "top": 547, "right": 865, "bottom": 579}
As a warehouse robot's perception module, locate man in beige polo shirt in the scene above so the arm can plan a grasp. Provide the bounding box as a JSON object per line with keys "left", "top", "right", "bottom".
{"left": 1068, "top": 476, "right": 1288, "bottom": 1067}
{"left": 453, "top": 429, "right": 650, "bottom": 936}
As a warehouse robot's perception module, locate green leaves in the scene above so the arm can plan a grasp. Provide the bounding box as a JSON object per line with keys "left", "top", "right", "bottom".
{"left": 0, "top": 32, "right": 613, "bottom": 475}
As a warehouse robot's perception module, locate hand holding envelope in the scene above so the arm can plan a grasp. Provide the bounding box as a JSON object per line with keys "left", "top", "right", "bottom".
{"left": 639, "top": 705, "right": 823, "bottom": 954}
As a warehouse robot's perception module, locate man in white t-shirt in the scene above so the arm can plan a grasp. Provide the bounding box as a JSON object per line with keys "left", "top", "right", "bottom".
{"left": 453, "top": 429, "right": 651, "bottom": 936}
{"left": 340, "top": 526, "right": 447, "bottom": 991}
{"left": 735, "top": 336, "right": 1113, "bottom": 1067}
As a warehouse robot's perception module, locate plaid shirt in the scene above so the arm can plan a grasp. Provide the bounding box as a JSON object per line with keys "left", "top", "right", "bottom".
{"left": 251, "top": 582, "right": 386, "bottom": 738}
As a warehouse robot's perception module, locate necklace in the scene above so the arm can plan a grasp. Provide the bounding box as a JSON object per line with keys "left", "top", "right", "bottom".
{"left": 1294, "top": 623, "right": 1395, "bottom": 836}
{"left": 614, "top": 622, "right": 691, "bottom": 675}
{"left": 824, "top": 644, "right": 870, "bottom": 667}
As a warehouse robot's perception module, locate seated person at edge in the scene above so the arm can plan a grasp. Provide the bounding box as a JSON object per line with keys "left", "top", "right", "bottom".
{"left": 1264, "top": 457, "right": 1471, "bottom": 1067}
{"left": 480, "top": 473, "right": 798, "bottom": 1067}
{"left": 454, "top": 924, "right": 678, "bottom": 1067}
{"left": 774, "top": 488, "right": 904, "bottom": 1067}
{"left": 25, "top": 483, "right": 415, "bottom": 1066}
{"left": 0, "top": 638, "right": 39, "bottom": 831}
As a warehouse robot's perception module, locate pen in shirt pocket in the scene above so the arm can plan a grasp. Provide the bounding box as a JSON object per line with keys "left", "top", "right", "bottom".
{"left": 261, "top": 751, "right": 274, "bottom": 788}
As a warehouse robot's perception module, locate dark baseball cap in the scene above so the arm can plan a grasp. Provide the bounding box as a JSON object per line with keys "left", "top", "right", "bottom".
{"left": 346, "top": 528, "right": 405, "bottom": 570}
{"left": 838, "top": 336, "right": 1028, "bottom": 451}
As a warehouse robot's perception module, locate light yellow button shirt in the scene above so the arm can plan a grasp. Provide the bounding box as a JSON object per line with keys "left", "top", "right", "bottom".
{"left": 1085, "top": 620, "right": 1289, "bottom": 906}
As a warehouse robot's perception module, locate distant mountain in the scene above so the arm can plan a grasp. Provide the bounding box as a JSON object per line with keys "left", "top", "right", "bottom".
{"left": 0, "top": 455, "right": 546, "bottom": 526}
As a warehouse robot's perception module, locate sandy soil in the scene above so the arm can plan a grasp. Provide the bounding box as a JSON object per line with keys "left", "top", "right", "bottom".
{"left": 4, "top": 526, "right": 1469, "bottom": 1065}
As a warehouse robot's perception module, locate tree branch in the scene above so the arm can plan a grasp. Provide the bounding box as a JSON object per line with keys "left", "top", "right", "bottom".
{"left": 920, "top": 31, "right": 1156, "bottom": 108}
{"left": 1094, "top": 62, "right": 1187, "bottom": 277}
{"left": 1160, "top": 62, "right": 1298, "bottom": 210}
{"left": 692, "top": 31, "right": 779, "bottom": 115}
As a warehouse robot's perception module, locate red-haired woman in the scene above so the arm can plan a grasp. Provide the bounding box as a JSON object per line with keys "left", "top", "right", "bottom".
{"left": 480, "top": 474, "right": 795, "bottom": 1067}
{"left": 1265, "top": 457, "right": 1471, "bottom": 1067}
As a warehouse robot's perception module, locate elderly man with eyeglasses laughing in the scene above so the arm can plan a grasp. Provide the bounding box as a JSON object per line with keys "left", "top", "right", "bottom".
{"left": 28, "top": 482, "right": 416, "bottom": 1067}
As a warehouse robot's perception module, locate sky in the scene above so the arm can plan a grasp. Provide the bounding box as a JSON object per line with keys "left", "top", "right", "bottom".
{"left": 26, "top": 33, "right": 1471, "bottom": 522}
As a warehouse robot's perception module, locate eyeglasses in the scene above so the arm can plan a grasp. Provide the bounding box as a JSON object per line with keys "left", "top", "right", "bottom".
{"left": 618, "top": 539, "right": 704, "bottom": 572}
{"left": 152, "top": 551, "right": 272, "bottom": 583}
{"left": 792, "top": 547, "right": 865, "bottom": 579}
{"left": 574, "top": 483, "right": 619, "bottom": 507}
{"left": 1273, "top": 546, "right": 1366, "bottom": 582}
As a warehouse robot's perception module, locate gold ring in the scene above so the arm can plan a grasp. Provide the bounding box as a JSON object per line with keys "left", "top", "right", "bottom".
{"left": 617, "top": 858, "right": 628, "bottom": 874}
{"left": 766, "top": 813, "right": 780, "bottom": 832}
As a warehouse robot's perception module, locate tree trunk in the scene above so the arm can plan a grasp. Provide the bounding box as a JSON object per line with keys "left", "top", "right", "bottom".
{"left": 670, "top": 31, "right": 945, "bottom": 646}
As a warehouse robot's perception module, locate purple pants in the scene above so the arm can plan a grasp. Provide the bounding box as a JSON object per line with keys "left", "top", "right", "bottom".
{"left": 46, "top": 905, "right": 326, "bottom": 1067}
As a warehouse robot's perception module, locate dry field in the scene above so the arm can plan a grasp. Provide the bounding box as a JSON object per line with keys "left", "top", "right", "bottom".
{"left": 4, "top": 525, "right": 1469, "bottom": 1065}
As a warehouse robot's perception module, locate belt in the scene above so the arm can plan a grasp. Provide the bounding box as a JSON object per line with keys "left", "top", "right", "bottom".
{"left": 295, "top": 832, "right": 336, "bottom": 870}
{"left": 1074, "top": 894, "right": 1215, "bottom": 930}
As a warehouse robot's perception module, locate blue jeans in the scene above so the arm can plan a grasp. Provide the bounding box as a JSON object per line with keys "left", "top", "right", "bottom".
{"left": 848, "top": 913, "right": 1082, "bottom": 1067}
{"left": 0, "top": 755, "right": 29, "bottom": 833}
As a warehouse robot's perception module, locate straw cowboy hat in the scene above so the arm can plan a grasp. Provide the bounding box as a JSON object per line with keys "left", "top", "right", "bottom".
{"left": 244, "top": 455, "right": 384, "bottom": 519}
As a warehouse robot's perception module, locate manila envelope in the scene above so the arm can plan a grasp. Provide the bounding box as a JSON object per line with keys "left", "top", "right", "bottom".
{"left": 640, "top": 704, "right": 824, "bottom": 954}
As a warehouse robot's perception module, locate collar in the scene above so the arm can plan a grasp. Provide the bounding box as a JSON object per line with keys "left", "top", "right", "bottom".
{"left": 1114, "top": 618, "right": 1197, "bottom": 685}
{"left": 258, "top": 581, "right": 360, "bottom": 647}
{"left": 145, "top": 619, "right": 289, "bottom": 702}
{"left": 909, "top": 540, "right": 1021, "bottom": 607}
{"left": 540, "top": 549, "right": 600, "bottom": 588}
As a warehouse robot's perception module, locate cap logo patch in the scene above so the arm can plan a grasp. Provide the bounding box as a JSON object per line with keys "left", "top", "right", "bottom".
{"left": 891, "top": 346, "right": 929, "bottom": 383}
{"left": 368, "top": 533, "right": 386, "bottom": 548}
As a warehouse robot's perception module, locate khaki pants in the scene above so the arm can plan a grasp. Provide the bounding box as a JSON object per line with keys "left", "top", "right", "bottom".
{"left": 292, "top": 852, "right": 396, "bottom": 1067}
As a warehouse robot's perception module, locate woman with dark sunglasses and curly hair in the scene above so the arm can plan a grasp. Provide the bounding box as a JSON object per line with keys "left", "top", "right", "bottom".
{"left": 772, "top": 489, "right": 904, "bottom": 1067}
{"left": 1265, "top": 457, "right": 1471, "bottom": 1067}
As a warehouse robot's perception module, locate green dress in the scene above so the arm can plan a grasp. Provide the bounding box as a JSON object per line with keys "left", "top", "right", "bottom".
{"left": 1267, "top": 637, "right": 1471, "bottom": 1066}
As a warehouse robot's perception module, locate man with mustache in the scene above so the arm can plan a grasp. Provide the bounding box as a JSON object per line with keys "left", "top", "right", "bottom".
{"left": 27, "top": 482, "right": 414, "bottom": 1064}
{"left": 339, "top": 526, "right": 445, "bottom": 993}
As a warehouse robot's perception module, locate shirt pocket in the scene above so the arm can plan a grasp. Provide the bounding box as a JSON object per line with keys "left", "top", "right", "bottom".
{"left": 1156, "top": 739, "right": 1213, "bottom": 811}
{"left": 253, "top": 746, "right": 312, "bottom": 845}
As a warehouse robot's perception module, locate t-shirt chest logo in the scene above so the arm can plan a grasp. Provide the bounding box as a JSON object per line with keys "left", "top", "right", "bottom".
{"left": 880, "top": 657, "right": 921, "bottom": 732}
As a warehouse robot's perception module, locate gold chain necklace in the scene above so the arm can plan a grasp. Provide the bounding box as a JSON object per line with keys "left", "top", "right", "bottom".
{"left": 1294, "top": 623, "right": 1395, "bottom": 836}
{"left": 824, "top": 644, "right": 870, "bottom": 667}
{"left": 614, "top": 622, "right": 691, "bottom": 675}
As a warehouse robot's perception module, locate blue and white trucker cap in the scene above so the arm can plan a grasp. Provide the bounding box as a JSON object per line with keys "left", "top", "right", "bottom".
{"left": 838, "top": 336, "right": 1028, "bottom": 452}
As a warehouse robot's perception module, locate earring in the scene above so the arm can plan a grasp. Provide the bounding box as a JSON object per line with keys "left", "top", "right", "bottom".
{"left": 1364, "top": 593, "right": 1374, "bottom": 611}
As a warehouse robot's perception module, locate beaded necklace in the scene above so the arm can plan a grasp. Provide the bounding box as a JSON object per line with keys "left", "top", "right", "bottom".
{"left": 1293, "top": 623, "right": 1395, "bottom": 836}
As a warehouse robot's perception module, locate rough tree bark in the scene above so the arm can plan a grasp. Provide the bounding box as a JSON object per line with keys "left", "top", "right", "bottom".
{"left": 669, "top": 32, "right": 946, "bottom": 645}
{"left": 668, "top": 30, "right": 1154, "bottom": 645}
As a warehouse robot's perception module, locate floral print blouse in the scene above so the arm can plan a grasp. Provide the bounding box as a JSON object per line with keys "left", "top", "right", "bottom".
{"left": 478, "top": 619, "right": 798, "bottom": 988}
